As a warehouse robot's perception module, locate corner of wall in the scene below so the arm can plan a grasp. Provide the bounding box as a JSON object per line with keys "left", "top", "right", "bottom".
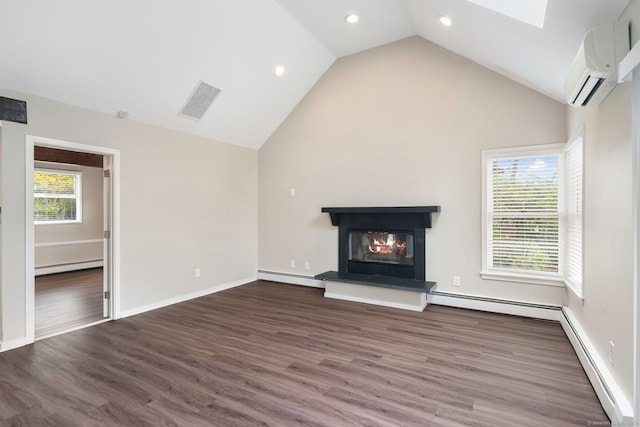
{"left": 561, "top": 307, "right": 634, "bottom": 424}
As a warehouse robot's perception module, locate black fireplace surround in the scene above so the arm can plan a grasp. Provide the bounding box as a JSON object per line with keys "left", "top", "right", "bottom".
{"left": 315, "top": 206, "right": 440, "bottom": 292}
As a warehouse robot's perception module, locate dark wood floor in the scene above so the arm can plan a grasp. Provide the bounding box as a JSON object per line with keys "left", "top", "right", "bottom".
{"left": 2, "top": 280, "right": 607, "bottom": 426}
{"left": 35, "top": 268, "right": 105, "bottom": 339}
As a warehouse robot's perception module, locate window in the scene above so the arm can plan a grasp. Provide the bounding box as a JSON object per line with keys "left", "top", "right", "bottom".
{"left": 564, "top": 136, "right": 583, "bottom": 297}
{"left": 34, "top": 169, "right": 82, "bottom": 224}
{"left": 482, "top": 143, "right": 578, "bottom": 285}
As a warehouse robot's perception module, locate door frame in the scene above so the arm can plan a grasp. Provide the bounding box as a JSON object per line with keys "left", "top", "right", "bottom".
{"left": 25, "top": 135, "right": 121, "bottom": 343}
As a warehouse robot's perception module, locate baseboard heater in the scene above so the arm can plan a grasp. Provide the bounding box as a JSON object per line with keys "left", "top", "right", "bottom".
{"left": 431, "top": 290, "right": 563, "bottom": 311}
{"left": 35, "top": 260, "right": 103, "bottom": 276}
{"left": 561, "top": 308, "right": 615, "bottom": 404}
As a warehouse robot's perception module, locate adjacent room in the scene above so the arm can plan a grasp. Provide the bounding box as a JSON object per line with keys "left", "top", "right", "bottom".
{"left": 0, "top": 0, "right": 638, "bottom": 425}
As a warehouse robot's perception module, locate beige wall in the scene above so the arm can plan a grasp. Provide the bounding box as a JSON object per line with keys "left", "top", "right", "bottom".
{"left": 0, "top": 89, "right": 258, "bottom": 343}
{"left": 34, "top": 162, "right": 104, "bottom": 268}
{"left": 259, "top": 36, "right": 567, "bottom": 305}
{"left": 563, "top": 0, "right": 639, "bottom": 406}
{"left": 0, "top": 126, "right": 3, "bottom": 336}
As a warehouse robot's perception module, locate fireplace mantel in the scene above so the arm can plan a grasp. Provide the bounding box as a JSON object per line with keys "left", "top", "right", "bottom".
{"left": 321, "top": 206, "right": 440, "bottom": 228}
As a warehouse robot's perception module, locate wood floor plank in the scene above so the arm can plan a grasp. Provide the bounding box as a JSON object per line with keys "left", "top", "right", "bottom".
{"left": 0, "top": 280, "right": 608, "bottom": 426}
{"left": 35, "top": 268, "right": 105, "bottom": 339}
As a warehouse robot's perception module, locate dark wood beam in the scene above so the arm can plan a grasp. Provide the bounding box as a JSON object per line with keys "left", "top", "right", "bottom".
{"left": 34, "top": 146, "right": 103, "bottom": 168}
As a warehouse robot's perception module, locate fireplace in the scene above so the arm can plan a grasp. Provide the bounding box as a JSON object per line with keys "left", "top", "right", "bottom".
{"left": 317, "top": 206, "right": 440, "bottom": 281}
{"left": 315, "top": 206, "right": 440, "bottom": 311}
{"left": 347, "top": 229, "right": 418, "bottom": 279}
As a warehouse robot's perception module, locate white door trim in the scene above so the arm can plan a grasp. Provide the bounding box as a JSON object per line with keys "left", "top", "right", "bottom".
{"left": 26, "top": 136, "right": 121, "bottom": 344}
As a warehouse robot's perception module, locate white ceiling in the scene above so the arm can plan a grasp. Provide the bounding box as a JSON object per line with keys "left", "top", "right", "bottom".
{"left": 0, "top": 0, "right": 630, "bottom": 149}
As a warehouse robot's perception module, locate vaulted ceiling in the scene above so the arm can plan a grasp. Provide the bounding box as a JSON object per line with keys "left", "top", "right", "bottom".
{"left": 0, "top": 0, "right": 630, "bottom": 149}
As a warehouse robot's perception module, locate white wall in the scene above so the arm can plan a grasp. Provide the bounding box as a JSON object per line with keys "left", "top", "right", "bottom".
{"left": 564, "top": 1, "right": 639, "bottom": 409}
{"left": 564, "top": 1, "right": 640, "bottom": 409}
{"left": 0, "top": 89, "right": 258, "bottom": 345}
{"left": 258, "top": 36, "right": 567, "bottom": 305}
{"left": 0, "top": 125, "right": 3, "bottom": 337}
{"left": 34, "top": 161, "right": 103, "bottom": 269}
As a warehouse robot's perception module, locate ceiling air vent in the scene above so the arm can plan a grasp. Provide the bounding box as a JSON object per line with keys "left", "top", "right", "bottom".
{"left": 178, "top": 80, "right": 221, "bottom": 121}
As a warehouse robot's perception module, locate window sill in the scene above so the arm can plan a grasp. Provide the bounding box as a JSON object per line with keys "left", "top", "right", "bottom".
{"left": 564, "top": 281, "right": 584, "bottom": 304}
{"left": 480, "top": 271, "right": 565, "bottom": 287}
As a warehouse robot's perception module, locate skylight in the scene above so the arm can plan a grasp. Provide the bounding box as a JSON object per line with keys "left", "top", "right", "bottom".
{"left": 468, "top": 0, "right": 548, "bottom": 28}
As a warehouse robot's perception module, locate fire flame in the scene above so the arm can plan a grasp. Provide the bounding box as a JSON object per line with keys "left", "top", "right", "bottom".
{"left": 368, "top": 237, "right": 407, "bottom": 256}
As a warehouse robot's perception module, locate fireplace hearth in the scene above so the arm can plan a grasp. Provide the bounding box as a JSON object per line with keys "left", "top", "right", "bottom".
{"left": 315, "top": 206, "right": 440, "bottom": 304}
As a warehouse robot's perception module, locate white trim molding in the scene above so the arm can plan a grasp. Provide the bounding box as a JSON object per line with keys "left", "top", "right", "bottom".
{"left": 620, "top": 40, "right": 640, "bottom": 82}
{"left": 119, "top": 276, "right": 256, "bottom": 319}
{"left": 25, "top": 135, "right": 122, "bottom": 335}
{"left": 561, "top": 307, "right": 634, "bottom": 424}
{"left": 480, "top": 271, "right": 564, "bottom": 287}
{"left": 0, "top": 338, "right": 30, "bottom": 353}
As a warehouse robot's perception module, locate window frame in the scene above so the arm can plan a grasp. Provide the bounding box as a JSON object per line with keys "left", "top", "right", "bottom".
{"left": 481, "top": 143, "right": 566, "bottom": 287}
{"left": 34, "top": 168, "right": 83, "bottom": 225}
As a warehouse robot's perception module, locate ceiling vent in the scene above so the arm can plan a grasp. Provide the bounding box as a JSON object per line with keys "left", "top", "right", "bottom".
{"left": 178, "top": 80, "right": 221, "bottom": 121}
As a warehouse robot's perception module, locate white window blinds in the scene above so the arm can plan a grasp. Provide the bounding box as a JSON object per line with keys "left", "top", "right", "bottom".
{"left": 485, "top": 147, "right": 561, "bottom": 278}
{"left": 564, "top": 137, "right": 583, "bottom": 294}
{"left": 34, "top": 169, "right": 82, "bottom": 223}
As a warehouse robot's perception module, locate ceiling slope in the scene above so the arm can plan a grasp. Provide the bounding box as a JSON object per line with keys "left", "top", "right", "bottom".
{"left": 0, "top": 0, "right": 631, "bottom": 149}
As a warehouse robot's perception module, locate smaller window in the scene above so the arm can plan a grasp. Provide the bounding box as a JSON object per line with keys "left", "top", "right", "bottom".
{"left": 34, "top": 169, "right": 82, "bottom": 224}
{"left": 564, "top": 135, "right": 583, "bottom": 298}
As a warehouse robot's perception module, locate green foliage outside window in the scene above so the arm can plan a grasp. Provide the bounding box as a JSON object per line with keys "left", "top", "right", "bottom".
{"left": 490, "top": 156, "right": 559, "bottom": 273}
{"left": 34, "top": 170, "right": 80, "bottom": 223}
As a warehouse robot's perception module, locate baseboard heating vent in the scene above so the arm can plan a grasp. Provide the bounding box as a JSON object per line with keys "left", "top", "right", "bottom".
{"left": 178, "top": 80, "right": 221, "bottom": 121}
{"left": 431, "top": 291, "right": 562, "bottom": 311}
{"left": 257, "top": 270, "right": 316, "bottom": 280}
{"left": 561, "top": 308, "right": 615, "bottom": 404}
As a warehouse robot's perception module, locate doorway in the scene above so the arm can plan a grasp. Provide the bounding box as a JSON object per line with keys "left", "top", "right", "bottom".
{"left": 25, "top": 136, "right": 120, "bottom": 343}
{"left": 33, "top": 146, "right": 109, "bottom": 338}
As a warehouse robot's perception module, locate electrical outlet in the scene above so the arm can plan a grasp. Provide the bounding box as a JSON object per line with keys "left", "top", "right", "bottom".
{"left": 452, "top": 275, "right": 461, "bottom": 286}
{"left": 290, "top": 260, "right": 296, "bottom": 268}
{"left": 609, "top": 341, "right": 614, "bottom": 364}
{"left": 290, "top": 188, "right": 296, "bottom": 197}
{"left": 195, "top": 268, "right": 201, "bottom": 278}
{"left": 304, "top": 261, "right": 310, "bottom": 270}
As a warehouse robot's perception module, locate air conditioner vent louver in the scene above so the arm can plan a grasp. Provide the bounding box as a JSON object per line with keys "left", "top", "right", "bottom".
{"left": 178, "top": 80, "right": 221, "bottom": 121}
{"left": 565, "top": 21, "right": 629, "bottom": 108}
{"left": 571, "top": 76, "right": 604, "bottom": 107}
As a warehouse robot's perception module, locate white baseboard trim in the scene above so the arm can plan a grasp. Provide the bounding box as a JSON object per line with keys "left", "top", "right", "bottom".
{"left": 560, "top": 308, "right": 634, "bottom": 424}
{"left": 0, "top": 337, "right": 30, "bottom": 352}
{"left": 119, "top": 276, "right": 256, "bottom": 319}
{"left": 257, "top": 270, "right": 324, "bottom": 288}
{"left": 35, "top": 238, "right": 103, "bottom": 248}
{"left": 429, "top": 291, "right": 562, "bottom": 321}
{"left": 35, "top": 260, "right": 104, "bottom": 276}
{"left": 324, "top": 292, "right": 427, "bottom": 312}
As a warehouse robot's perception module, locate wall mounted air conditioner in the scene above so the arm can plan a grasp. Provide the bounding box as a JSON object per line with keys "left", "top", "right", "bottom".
{"left": 565, "top": 21, "right": 630, "bottom": 108}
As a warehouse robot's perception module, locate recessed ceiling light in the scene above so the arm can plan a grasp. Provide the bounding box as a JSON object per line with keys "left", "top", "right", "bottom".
{"left": 439, "top": 15, "right": 453, "bottom": 27}
{"left": 345, "top": 13, "right": 359, "bottom": 24}
{"left": 274, "top": 65, "right": 286, "bottom": 77}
